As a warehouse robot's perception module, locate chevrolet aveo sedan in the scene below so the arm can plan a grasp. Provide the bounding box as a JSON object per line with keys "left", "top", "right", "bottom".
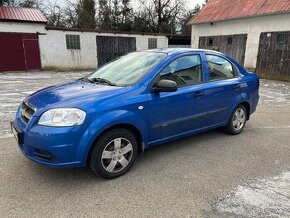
{"left": 11, "top": 49, "right": 259, "bottom": 179}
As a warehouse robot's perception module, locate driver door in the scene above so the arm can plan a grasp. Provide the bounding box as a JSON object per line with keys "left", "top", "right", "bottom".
{"left": 146, "top": 54, "right": 208, "bottom": 145}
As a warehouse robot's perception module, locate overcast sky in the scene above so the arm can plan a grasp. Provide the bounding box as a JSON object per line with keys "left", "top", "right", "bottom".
{"left": 178, "top": 0, "right": 206, "bottom": 9}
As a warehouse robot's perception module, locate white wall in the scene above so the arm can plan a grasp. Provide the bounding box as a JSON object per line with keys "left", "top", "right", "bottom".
{"left": 191, "top": 13, "right": 290, "bottom": 69}
{"left": 39, "top": 30, "right": 168, "bottom": 70}
{"left": 0, "top": 21, "right": 168, "bottom": 70}
{"left": 0, "top": 21, "right": 46, "bottom": 33}
{"left": 39, "top": 30, "right": 97, "bottom": 70}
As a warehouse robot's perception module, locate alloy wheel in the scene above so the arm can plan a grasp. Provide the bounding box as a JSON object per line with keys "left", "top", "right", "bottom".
{"left": 101, "top": 138, "right": 133, "bottom": 173}
{"left": 232, "top": 108, "right": 246, "bottom": 131}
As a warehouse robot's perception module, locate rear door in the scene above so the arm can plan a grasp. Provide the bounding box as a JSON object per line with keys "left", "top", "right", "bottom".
{"left": 203, "top": 54, "right": 243, "bottom": 126}
{"left": 147, "top": 54, "right": 208, "bottom": 144}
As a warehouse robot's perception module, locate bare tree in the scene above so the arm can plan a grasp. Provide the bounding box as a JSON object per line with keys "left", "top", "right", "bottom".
{"left": 179, "top": 0, "right": 209, "bottom": 35}
{"left": 0, "top": 0, "right": 15, "bottom": 6}
{"left": 179, "top": 4, "right": 201, "bottom": 36}
{"left": 18, "top": 0, "right": 36, "bottom": 7}
{"left": 119, "top": 0, "right": 134, "bottom": 31}
{"left": 61, "top": 0, "right": 96, "bottom": 29}
{"left": 1, "top": 0, "right": 203, "bottom": 34}
{"left": 77, "top": 0, "right": 96, "bottom": 29}
{"left": 138, "top": 0, "right": 184, "bottom": 34}
{"left": 62, "top": 1, "right": 78, "bottom": 28}
{"left": 42, "top": 0, "right": 65, "bottom": 27}
{"left": 97, "top": 0, "right": 133, "bottom": 31}
{"left": 1, "top": 0, "right": 37, "bottom": 7}
{"left": 97, "top": 0, "right": 112, "bottom": 30}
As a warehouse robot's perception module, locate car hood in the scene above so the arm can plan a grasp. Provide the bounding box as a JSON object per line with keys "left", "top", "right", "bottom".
{"left": 26, "top": 80, "right": 127, "bottom": 111}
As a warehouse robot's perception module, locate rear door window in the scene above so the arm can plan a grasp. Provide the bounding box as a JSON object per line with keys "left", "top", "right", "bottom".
{"left": 206, "top": 55, "right": 235, "bottom": 81}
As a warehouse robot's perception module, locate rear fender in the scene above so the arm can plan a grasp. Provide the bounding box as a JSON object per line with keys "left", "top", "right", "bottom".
{"left": 226, "top": 92, "right": 251, "bottom": 124}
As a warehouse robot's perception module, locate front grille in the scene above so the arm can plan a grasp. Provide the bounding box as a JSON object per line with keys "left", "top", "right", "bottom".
{"left": 20, "top": 101, "right": 35, "bottom": 124}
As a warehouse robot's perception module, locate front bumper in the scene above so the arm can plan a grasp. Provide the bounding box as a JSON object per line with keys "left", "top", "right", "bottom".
{"left": 11, "top": 118, "right": 87, "bottom": 168}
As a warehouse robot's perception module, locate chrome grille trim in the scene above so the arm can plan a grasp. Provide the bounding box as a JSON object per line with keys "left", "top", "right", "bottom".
{"left": 20, "top": 101, "right": 35, "bottom": 124}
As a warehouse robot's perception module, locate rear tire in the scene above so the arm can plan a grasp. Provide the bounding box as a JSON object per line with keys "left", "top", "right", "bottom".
{"left": 224, "top": 105, "right": 247, "bottom": 135}
{"left": 89, "top": 129, "right": 138, "bottom": 179}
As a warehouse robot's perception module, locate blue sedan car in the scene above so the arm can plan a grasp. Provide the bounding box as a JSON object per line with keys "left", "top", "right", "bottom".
{"left": 11, "top": 49, "right": 259, "bottom": 179}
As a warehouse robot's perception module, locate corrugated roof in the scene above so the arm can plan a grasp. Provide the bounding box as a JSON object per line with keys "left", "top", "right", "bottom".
{"left": 189, "top": 0, "right": 290, "bottom": 24}
{"left": 0, "top": 6, "right": 47, "bottom": 23}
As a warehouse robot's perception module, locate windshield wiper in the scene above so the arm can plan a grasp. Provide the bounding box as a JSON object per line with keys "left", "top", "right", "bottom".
{"left": 90, "top": 78, "right": 117, "bottom": 86}
{"left": 79, "top": 77, "right": 116, "bottom": 86}
{"left": 79, "top": 77, "right": 93, "bottom": 83}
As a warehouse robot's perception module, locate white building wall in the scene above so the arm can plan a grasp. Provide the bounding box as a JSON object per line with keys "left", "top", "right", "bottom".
{"left": 191, "top": 13, "right": 290, "bottom": 69}
{"left": 39, "top": 30, "right": 168, "bottom": 70}
{"left": 0, "top": 21, "right": 168, "bottom": 70}
{"left": 39, "top": 30, "right": 97, "bottom": 70}
{"left": 0, "top": 21, "right": 46, "bottom": 33}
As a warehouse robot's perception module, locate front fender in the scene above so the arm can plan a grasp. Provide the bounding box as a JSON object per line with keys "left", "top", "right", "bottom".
{"left": 77, "top": 110, "right": 148, "bottom": 166}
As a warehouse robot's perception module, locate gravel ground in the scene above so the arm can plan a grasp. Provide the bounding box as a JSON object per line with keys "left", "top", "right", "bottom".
{"left": 0, "top": 72, "right": 290, "bottom": 217}
{"left": 0, "top": 71, "right": 87, "bottom": 139}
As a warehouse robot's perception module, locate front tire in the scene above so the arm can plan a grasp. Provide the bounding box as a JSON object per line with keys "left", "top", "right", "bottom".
{"left": 225, "top": 105, "right": 247, "bottom": 135}
{"left": 89, "top": 129, "right": 138, "bottom": 179}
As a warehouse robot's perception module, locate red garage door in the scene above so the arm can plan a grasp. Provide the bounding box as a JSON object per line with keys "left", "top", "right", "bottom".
{"left": 0, "top": 33, "right": 41, "bottom": 71}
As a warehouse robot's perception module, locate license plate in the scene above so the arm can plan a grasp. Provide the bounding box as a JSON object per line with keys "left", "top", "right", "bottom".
{"left": 11, "top": 124, "right": 19, "bottom": 143}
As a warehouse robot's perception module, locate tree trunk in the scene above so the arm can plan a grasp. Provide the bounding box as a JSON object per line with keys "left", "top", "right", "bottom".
{"left": 157, "top": 0, "right": 162, "bottom": 33}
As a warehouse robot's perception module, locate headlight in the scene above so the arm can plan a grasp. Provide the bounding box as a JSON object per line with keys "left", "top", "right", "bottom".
{"left": 38, "top": 108, "right": 86, "bottom": 127}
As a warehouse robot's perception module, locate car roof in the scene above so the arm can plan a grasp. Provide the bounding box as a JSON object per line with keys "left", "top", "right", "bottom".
{"left": 145, "top": 48, "right": 224, "bottom": 56}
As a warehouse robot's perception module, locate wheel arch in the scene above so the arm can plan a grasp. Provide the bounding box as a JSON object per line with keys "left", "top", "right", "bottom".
{"left": 227, "top": 99, "right": 251, "bottom": 125}
{"left": 239, "top": 101, "right": 251, "bottom": 120}
{"left": 86, "top": 123, "right": 144, "bottom": 166}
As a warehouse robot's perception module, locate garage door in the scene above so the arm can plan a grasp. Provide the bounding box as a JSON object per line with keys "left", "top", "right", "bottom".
{"left": 96, "top": 36, "right": 136, "bottom": 67}
{"left": 256, "top": 32, "right": 290, "bottom": 81}
{"left": 199, "top": 34, "right": 247, "bottom": 66}
{"left": 0, "top": 33, "right": 41, "bottom": 71}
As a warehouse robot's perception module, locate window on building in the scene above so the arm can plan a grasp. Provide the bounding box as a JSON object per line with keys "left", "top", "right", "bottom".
{"left": 206, "top": 55, "right": 235, "bottom": 81}
{"left": 148, "top": 38, "right": 157, "bottom": 49}
{"left": 208, "top": 37, "right": 214, "bottom": 46}
{"left": 277, "top": 34, "right": 286, "bottom": 44}
{"left": 159, "top": 55, "right": 202, "bottom": 87}
{"left": 66, "top": 35, "right": 80, "bottom": 49}
{"left": 227, "top": 36, "right": 233, "bottom": 45}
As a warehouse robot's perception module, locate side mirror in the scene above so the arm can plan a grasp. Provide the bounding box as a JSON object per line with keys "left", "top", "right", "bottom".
{"left": 152, "top": 79, "right": 177, "bottom": 93}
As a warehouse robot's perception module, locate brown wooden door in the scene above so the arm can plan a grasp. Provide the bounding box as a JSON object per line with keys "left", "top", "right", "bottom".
{"left": 96, "top": 36, "right": 136, "bottom": 67}
{"left": 256, "top": 32, "right": 290, "bottom": 81}
{"left": 199, "top": 34, "right": 247, "bottom": 66}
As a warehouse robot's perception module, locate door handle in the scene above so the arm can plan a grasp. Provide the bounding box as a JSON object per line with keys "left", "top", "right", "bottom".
{"left": 193, "top": 91, "right": 204, "bottom": 97}
{"left": 234, "top": 84, "right": 242, "bottom": 89}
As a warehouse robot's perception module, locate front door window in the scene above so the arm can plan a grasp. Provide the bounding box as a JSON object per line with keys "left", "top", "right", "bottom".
{"left": 160, "top": 55, "right": 203, "bottom": 87}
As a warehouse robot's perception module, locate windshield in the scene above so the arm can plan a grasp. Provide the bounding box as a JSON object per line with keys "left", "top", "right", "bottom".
{"left": 88, "top": 52, "right": 167, "bottom": 86}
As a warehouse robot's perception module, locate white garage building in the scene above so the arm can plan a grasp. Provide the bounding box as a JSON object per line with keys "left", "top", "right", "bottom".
{"left": 0, "top": 6, "right": 168, "bottom": 71}
{"left": 189, "top": 0, "right": 290, "bottom": 81}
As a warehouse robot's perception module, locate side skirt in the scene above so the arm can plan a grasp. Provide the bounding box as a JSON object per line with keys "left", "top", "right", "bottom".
{"left": 146, "top": 122, "right": 225, "bottom": 149}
